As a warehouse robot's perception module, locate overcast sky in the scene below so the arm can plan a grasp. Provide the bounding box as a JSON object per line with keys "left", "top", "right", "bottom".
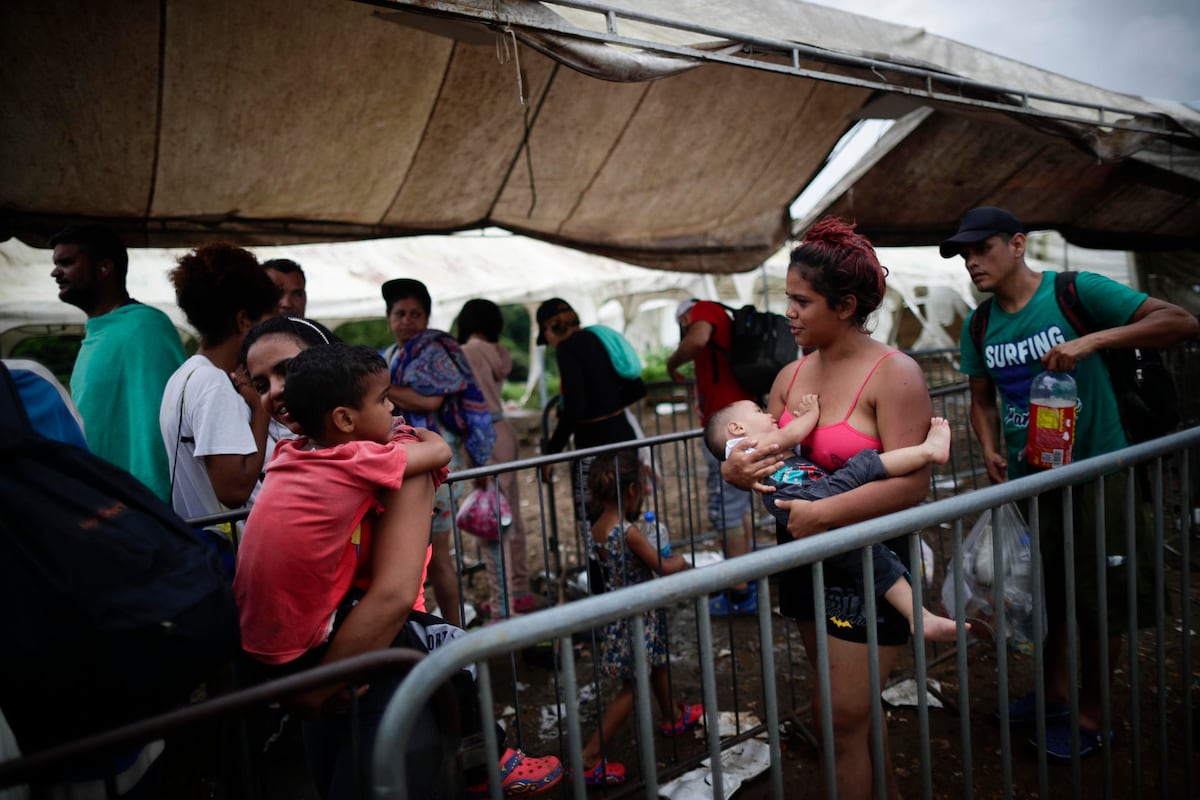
{"left": 812, "top": 0, "right": 1200, "bottom": 103}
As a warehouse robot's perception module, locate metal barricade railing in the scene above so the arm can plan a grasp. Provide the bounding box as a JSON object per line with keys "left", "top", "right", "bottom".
{"left": 6, "top": 370, "right": 1196, "bottom": 799}
{"left": 374, "top": 427, "right": 1200, "bottom": 800}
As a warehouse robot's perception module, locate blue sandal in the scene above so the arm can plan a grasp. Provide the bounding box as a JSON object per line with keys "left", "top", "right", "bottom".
{"left": 1034, "top": 720, "right": 1106, "bottom": 761}
{"left": 996, "top": 691, "right": 1069, "bottom": 725}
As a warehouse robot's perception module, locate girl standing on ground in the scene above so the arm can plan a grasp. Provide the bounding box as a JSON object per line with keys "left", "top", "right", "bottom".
{"left": 580, "top": 450, "right": 701, "bottom": 787}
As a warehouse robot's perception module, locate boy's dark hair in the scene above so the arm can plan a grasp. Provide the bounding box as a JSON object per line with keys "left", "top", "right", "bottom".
{"left": 284, "top": 343, "right": 387, "bottom": 438}
{"left": 456, "top": 298, "right": 504, "bottom": 344}
{"left": 49, "top": 225, "right": 129, "bottom": 280}
{"left": 170, "top": 242, "right": 278, "bottom": 345}
{"left": 238, "top": 316, "right": 339, "bottom": 367}
{"left": 261, "top": 258, "right": 306, "bottom": 280}
{"left": 703, "top": 403, "right": 739, "bottom": 461}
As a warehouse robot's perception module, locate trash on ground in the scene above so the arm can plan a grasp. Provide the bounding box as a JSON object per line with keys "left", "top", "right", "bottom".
{"left": 682, "top": 551, "right": 725, "bottom": 569}
{"left": 881, "top": 678, "right": 943, "bottom": 708}
{"left": 658, "top": 738, "right": 772, "bottom": 799}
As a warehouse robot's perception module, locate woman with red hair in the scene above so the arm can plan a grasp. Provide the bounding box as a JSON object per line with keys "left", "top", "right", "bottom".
{"left": 723, "top": 217, "right": 937, "bottom": 799}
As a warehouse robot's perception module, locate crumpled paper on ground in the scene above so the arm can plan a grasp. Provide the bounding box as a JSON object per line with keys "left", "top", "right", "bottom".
{"left": 658, "top": 712, "right": 770, "bottom": 799}
{"left": 881, "top": 677, "right": 943, "bottom": 708}
{"left": 658, "top": 738, "right": 772, "bottom": 799}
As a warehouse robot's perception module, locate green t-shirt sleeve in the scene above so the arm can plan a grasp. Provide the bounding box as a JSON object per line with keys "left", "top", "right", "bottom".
{"left": 1074, "top": 272, "right": 1147, "bottom": 330}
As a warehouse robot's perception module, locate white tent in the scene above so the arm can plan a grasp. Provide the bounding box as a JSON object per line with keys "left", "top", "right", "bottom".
{"left": 3, "top": 227, "right": 1134, "bottom": 362}
{"left": 0, "top": 232, "right": 709, "bottom": 355}
{"left": 3, "top": 0, "right": 1197, "bottom": 271}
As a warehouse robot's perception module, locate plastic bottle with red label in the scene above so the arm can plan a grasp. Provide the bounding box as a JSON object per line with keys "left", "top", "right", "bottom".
{"left": 1026, "top": 370, "right": 1077, "bottom": 469}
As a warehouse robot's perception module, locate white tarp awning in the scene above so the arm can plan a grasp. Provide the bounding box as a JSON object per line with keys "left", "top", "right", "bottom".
{"left": 0, "top": 232, "right": 706, "bottom": 351}
{"left": 2, "top": 0, "right": 1197, "bottom": 275}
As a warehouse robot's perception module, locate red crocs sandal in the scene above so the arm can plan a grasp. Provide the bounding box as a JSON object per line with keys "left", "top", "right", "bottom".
{"left": 582, "top": 759, "right": 626, "bottom": 787}
{"left": 511, "top": 591, "right": 539, "bottom": 614}
{"left": 659, "top": 702, "right": 704, "bottom": 736}
{"left": 496, "top": 748, "right": 563, "bottom": 796}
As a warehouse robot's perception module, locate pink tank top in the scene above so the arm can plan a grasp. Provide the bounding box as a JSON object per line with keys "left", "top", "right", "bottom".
{"left": 777, "top": 351, "right": 897, "bottom": 471}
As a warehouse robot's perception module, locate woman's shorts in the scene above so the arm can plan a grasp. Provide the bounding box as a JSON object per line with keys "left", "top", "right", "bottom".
{"left": 774, "top": 523, "right": 912, "bottom": 646}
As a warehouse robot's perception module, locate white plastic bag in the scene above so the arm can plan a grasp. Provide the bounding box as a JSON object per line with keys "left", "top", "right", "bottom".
{"left": 941, "top": 503, "right": 1044, "bottom": 651}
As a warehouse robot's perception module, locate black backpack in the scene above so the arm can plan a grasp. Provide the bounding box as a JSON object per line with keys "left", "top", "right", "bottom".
{"left": 713, "top": 304, "right": 798, "bottom": 399}
{"left": 967, "top": 271, "right": 1179, "bottom": 443}
{"left": 0, "top": 362, "right": 240, "bottom": 754}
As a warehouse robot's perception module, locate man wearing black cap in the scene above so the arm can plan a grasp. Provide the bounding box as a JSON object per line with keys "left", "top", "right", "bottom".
{"left": 945, "top": 206, "right": 1198, "bottom": 759}
{"left": 535, "top": 297, "right": 644, "bottom": 461}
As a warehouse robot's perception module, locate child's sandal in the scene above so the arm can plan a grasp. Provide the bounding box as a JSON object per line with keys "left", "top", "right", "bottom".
{"left": 511, "top": 591, "right": 539, "bottom": 614}
{"left": 465, "top": 748, "right": 563, "bottom": 798}
{"left": 659, "top": 701, "right": 704, "bottom": 736}
{"left": 582, "top": 759, "right": 626, "bottom": 786}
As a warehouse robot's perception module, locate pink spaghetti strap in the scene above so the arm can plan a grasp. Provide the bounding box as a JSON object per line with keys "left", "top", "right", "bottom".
{"left": 841, "top": 350, "right": 900, "bottom": 421}
{"left": 784, "top": 354, "right": 811, "bottom": 398}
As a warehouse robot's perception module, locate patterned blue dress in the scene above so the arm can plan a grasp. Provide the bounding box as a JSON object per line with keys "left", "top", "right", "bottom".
{"left": 596, "top": 522, "right": 669, "bottom": 679}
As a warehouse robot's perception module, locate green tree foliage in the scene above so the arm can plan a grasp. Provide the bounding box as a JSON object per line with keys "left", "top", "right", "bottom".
{"left": 640, "top": 347, "right": 679, "bottom": 384}
{"left": 333, "top": 319, "right": 391, "bottom": 350}
{"left": 10, "top": 334, "right": 83, "bottom": 387}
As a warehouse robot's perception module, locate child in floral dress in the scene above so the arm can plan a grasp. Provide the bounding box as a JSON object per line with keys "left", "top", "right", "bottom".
{"left": 581, "top": 450, "right": 703, "bottom": 786}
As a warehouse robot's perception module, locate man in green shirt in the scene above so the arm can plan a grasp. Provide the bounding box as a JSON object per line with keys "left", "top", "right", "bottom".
{"left": 948, "top": 206, "right": 1198, "bottom": 760}
{"left": 51, "top": 226, "right": 186, "bottom": 501}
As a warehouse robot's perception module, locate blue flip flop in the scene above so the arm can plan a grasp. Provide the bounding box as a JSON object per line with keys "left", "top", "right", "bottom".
{"left": 1034, "top": 719, "right": 1106, "bottom": 761}
{"left": 996, "top": 691, "right": 1069, "bottom": 725}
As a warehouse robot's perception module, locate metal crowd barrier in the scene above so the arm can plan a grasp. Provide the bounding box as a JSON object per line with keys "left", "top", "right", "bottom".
{"left": 4, "top": 349, "right": 1196, "bottom": 799}
{"left": 375, "top": 427, "right": 1199, "bottom": 800}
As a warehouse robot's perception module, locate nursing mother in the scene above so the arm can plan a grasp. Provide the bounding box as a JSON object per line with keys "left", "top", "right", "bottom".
{"left": 723, "top": 217, "right": 935, "bottom": 800}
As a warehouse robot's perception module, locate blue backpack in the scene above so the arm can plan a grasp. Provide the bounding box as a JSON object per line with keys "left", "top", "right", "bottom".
{"left": 0, "top": 362, "right": 239, "bottom": 754}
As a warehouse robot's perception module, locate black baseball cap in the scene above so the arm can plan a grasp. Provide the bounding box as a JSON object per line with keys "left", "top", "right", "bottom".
{"left": 535, "top": 298, "right": 574, "bottom": 345}
{"left": 939, "top": 207, "right": 1024, "bottom": 258}
{"left": 381, "top": 278, "right": 430, "bottom": 314}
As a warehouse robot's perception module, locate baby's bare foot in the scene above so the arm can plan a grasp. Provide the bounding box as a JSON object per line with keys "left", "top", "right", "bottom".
{"left": 918, "top": 608, "right": 966, "bottom": 642}
{"left": 925, "top": 417, "right": 951, "bottom": 465}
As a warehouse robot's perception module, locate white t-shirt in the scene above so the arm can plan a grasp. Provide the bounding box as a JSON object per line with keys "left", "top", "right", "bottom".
{"left": 255, "top": 418, "right": 297, "bottom": 502}
{"left": 159, "top": 354, "right": 258, "bottom": 521}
